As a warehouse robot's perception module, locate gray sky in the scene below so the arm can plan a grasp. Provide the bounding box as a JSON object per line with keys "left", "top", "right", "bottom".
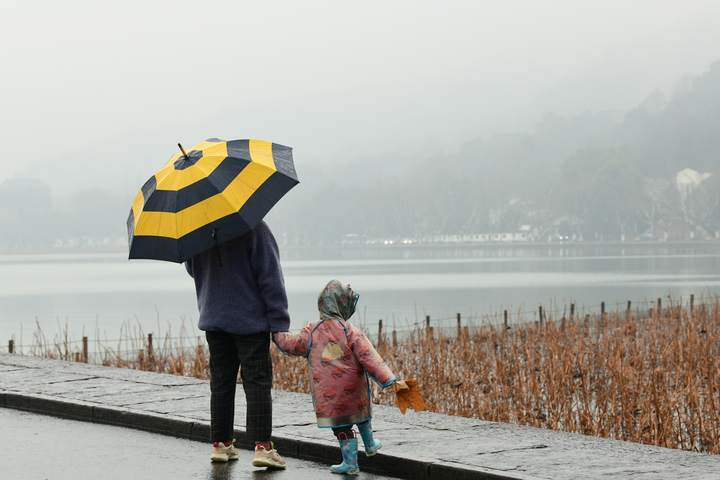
{"left": 1, "top": 0, "right": 719, "bottom": 200}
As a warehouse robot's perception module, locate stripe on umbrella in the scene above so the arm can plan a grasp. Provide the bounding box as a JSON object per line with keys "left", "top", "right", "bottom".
{"left": 271, "top": 143, "right": 297, "bottom": 179}
{"left": 128, "top": 139, "right": 299, "bottom": 260}
{"left": 133, "top": 161, "right": 276, "bottom": 238}
{"left": 140, "top": 140, "right": 297, "bottom": 213}
{"left": 142, "top": 156, "right": 252, "bottom": 212}
{"left": 129, "top": 173, "right": 296, "bottom": 262}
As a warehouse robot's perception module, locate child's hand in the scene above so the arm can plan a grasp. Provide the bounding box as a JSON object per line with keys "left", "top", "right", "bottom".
{"left": 392, "top": 380, "right": 409, "bottom": 392}
{"left": 394, "top": 378, "right": 426, "bottom": 414}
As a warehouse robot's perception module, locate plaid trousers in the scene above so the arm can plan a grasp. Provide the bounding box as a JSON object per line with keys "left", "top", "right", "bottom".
{"left": 205, "top": 331, "right": 273, "bottom": 444}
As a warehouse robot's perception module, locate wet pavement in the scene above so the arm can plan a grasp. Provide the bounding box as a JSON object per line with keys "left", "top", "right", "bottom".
{"left": 0, "top": 408, "right": 395, "bottom": 480}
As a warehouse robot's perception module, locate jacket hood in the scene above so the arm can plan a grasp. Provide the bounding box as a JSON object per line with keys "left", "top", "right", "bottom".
{"left": 318, "top": 280, "right": 359, "bottom": 321}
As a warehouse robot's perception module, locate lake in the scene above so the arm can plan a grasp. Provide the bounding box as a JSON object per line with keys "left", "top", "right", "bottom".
{"left": 1, "top": 243, "right": 719, "bottom": 348}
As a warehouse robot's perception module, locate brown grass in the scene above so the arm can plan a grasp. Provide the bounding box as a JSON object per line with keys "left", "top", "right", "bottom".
{"left": 14, "top": 301, "right": 720, "bottom": 454}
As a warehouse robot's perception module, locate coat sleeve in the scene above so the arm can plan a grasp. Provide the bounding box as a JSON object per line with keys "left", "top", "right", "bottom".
{"left": 348, "top": 326, "right": 396, "bottom": 388}
{"left": 273, "top": 323, "right": 313, "bottom": 357}
{"left": 250, "top": 223, "right": 291, "bottom": 332}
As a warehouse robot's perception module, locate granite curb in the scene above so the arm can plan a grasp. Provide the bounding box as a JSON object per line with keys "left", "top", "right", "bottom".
{"left": 0, "top": 390, "right": 529, "bottom": 480}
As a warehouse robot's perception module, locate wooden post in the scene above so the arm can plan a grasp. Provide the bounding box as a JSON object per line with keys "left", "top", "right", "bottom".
{"left": 690, "top": 294, "right": 695, "bottom": 315}
{"left": 503, "top": 310, "right": 509, "bottom": 330}
{"left": 392, "top": 329, "right": 397, "bottom": 348}
{"left": 657, "top": 298, "right": 662, "bottom": 316}
{"left": 601, "top": 302, "right": 606, "bottom": 316}
{"left": 538, "top": 306, "right": 544, "bottom": 324}
{"left": 8, "top": 339, "right": 14, "bottom": 354}
{"left": 425, "top": 315, "right": 430, "bottom": 329}
{"left": 82, "top": 336, "right": 88, "bottom": 363}
{"left": 456, "top": 313, "right": 462, "bottom": 338}
{"left": 147, "top": 333, "right": 154, "bottom": 358}
{"left": 626, "top": 300, "right": 632, "bottom": 321}
{"left": 570, "top": 303, "right": 575, "bottom": 320}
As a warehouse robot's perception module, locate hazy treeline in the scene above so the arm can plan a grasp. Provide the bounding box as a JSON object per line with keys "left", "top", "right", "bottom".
{"left": 2, "top": 62, "right": 720, "bottom": 250}
{"left": 271, "top": 61, "right": 720, "bottom": 243}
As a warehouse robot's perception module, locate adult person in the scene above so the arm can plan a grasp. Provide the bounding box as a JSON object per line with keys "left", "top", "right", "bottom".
{"left": 185, "top": 221, "right": 288, "bottom": 469}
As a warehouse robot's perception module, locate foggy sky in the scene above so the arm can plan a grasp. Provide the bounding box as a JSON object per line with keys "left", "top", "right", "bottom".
{"left": 1, "top": 0, "right": 719, "bottom": 202}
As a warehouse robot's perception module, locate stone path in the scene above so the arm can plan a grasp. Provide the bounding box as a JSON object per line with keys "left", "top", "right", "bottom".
{"left": 1, "top": 353, "right": 718, "bottom": 480}
{"left": 1, "top": 408, "right": 397, "bottom": 480}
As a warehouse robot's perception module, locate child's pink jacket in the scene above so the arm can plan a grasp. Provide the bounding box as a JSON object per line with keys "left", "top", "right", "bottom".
{"left": 274, "top": 318, "right": 396, "bottom": 428}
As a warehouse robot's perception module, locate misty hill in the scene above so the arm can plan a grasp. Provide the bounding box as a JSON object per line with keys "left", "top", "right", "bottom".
{"left": 269, "top": 61, "right": 720, "bottom": 244}
{"left": 2, "top": 62, "right": 720, "bottom": 251}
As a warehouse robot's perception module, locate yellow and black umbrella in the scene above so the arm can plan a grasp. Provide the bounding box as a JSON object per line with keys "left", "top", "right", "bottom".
{"left": 127, "top": 138, "right": 298, "bottom": 262}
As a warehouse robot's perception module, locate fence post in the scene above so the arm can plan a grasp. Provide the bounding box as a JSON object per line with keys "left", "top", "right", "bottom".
{"left": 601, "top": 302, "right": 606, "bottom": 316}
{"left": 82, "top": 336, "right": 88, "bottom": 363}
{"left": 8, "top": 339, "right": 14, "bottom": 354}
{"left": 147, "top": 333, "right": 154, "bottom": 359}
{"left": 456, "top": 313, "right": 462, "bottom": 338}
{"left": 690, "top": 294, "right": 695, "bottom": 315}
{"left": 392, "top": 329, "right": 397, "bottom": 348}
{"left": 503, "top": 310, "right": 509, "bottom": 330}
{"left": 377, "top": 320, "right": 383, "bottom": 347}
{"left": 657, "top": 298, "right": 662, "bottom": 316}
{"left": 538, "top": 306, "right": 544, "bottom": 324}
{"left": 570, "top": 303, "right": 575, "bottom": 320}
{"left": 626, "top": 300, "right": 632, "bottom": 321}
{"left": 425, "top": 315, "right": 430, "bottom": 329}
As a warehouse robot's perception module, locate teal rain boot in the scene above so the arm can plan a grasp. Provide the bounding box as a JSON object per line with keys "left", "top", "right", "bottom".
{"left": 330, "top": 438, "right": 359, "bottom": 475}
{"left": 357, "top": 421, "right": 382, "bottom": 456}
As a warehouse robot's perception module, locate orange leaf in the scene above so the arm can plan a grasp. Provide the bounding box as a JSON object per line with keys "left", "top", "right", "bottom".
{"left": 395, "top": 378, "right": 426, "bottom": 414}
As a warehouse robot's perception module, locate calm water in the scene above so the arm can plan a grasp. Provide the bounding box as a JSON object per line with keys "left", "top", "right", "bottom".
{"left": 1, "top": 244, "right": 719, "bottom": 346}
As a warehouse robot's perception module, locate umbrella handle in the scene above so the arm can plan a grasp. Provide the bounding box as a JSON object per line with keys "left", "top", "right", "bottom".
{"left": 212, "top": 228, "right": 223, "bottom": 267}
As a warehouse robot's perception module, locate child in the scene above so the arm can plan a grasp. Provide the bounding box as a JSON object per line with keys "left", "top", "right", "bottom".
{"left": 273, "top": 280, "right": 407, "bottom": 475}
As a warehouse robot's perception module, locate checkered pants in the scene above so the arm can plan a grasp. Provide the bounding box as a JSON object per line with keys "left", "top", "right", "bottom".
{"left": 205, "top": 331, "right": 273, "bottom": 444}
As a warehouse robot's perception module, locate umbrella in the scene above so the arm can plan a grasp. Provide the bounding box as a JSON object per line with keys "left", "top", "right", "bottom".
{"left": 127, "top": 138, "right": 298, "bottom": 262}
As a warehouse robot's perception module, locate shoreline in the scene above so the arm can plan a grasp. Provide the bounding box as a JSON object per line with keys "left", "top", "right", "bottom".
{"left": 2, "top": 239, "right": 720, "bottom": 258}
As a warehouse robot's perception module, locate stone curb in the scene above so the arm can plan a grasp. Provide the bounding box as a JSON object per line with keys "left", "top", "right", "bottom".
{"left": 0, "top": 390, "right": 529, "bottom": 480}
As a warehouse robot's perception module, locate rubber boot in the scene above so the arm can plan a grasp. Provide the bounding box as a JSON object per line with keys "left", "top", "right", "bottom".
{"left": 357, "top": 421, "right": 382, "bottom": 456}
{"left": 330, "top": 438, "right": 359, "bottom": 475}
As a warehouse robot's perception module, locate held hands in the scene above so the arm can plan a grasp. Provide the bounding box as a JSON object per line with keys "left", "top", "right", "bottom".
{"left": 392, "top": 379, "right": 409, "bottom": 392}
{"left": 393, "top": 378, "right": 426, "bottom": 414}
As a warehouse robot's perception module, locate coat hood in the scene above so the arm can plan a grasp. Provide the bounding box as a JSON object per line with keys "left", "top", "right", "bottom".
{"left": 318, "top": 279, "right": 359, "bottom": 321}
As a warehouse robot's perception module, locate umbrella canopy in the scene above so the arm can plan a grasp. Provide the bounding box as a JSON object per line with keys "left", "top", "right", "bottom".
{"left": 127, "top": 138, "right": 298, "bottom": 262}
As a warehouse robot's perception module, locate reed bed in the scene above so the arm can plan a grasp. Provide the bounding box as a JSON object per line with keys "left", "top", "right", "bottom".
{"left": 10, "top": 301, "right": 720, "bottom": 454}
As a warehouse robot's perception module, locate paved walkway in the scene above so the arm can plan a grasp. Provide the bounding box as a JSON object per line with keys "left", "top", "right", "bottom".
{"left": 0, "top": 354, "right": 718, "bottom": 480}
{"left": 0, "top": 408, "right": 397, "bottom": 480}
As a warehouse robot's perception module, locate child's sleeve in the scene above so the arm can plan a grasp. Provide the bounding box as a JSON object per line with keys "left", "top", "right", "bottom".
{"left": 272, "top": 323, "right": 313, "bottom": 357}
{"left": 348, "top": 326, "right": 396, "bottom": 388}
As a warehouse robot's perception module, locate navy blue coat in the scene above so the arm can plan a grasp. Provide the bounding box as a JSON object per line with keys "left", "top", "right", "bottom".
{"left": 185, "top": 222, "right": 290, "bottom": 335}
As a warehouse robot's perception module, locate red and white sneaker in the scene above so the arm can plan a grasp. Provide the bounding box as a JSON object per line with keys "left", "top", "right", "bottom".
{"left": 210, "top": 440, "right": 240, "bottom": 463}
{"left": 252, "top": 442, "right": 287, "bottom": 469}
